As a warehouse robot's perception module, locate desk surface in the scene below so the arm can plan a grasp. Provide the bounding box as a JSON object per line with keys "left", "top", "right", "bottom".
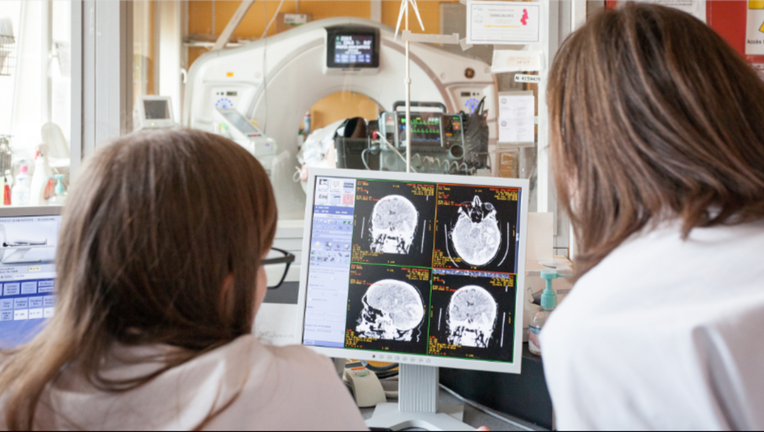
{"left": 359, "top": 381, "right": 546, "bottom": 431}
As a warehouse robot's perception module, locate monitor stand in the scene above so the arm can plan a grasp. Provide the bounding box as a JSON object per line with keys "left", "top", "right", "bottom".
{"left": 365, "top": 364, "right": 469, "bottom": 431}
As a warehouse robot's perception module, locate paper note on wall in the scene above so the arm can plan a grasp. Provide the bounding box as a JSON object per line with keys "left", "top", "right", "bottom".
{"left": 254, "top": 304, "right": 300, "bottom": 346}
{"left": 467, "top": 1, "right": 541, "bottom": 45}
{"left": 498, "top": 94, "right": 535, "bottom": 144}
{"left": 747, "top": 1, "right": 764, "bottom": 55}
{"left": 491, "top": 50, "right": 542, "bottom": 73}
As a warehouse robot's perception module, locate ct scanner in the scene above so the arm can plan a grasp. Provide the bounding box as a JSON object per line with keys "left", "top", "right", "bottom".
{"left": 183, "top": 18, "right": 498, "bottom": 345}
{"left": 183, "top": 17, "right": 498, "bottom": 220}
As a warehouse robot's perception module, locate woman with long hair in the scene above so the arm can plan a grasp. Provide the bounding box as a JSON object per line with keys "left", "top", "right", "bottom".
{"left": 0, "top": 130, "right": 366, "bottom": 430}
{"left": 541, "top": 3, "right": 764, "bottom": 430}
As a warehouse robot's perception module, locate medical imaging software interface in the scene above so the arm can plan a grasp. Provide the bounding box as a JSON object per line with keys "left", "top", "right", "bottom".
{"left": 303, "top": 177, "right": 522, "bottom": 363}
{"left": 0, "top": 216, "right": 60, "bottom": 349}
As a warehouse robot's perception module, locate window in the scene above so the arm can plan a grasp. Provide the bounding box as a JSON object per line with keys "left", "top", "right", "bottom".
{"left": 0, "top": 1, "right": 71, "bottom": 206}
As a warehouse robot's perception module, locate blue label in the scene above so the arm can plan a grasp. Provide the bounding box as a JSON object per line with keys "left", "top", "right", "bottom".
{"left": 13, "top": 298, "right": 28, "bottom": 309}
{"left": 38, "top": 280, "right": 55, "bottom": 293}
{"left": 0, "top": 311, "right": 12, "bottom": 321}
{"left": 43, "top": 296, "right": 56, "bottom": 308}
{"left": 21, "top": 282, "right": 37, "bottom": 295}
{"left": 0, "top": 299, "right": 12, "bottom": 310}
{"left": 28, "top": 297, "right": 43, "bottom": 308}
{"left": 3, "top": 284, "right": 19, "bottom": 296}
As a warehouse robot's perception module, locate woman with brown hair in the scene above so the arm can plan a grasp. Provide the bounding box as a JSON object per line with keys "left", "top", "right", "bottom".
{"left": 540, "top": 3, "right": 764, "bottom": 430}
{"left": 0, "top": 130, "right": 366, "bottom": 430}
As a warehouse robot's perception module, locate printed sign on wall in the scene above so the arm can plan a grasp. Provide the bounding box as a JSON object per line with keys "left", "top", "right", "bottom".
{"left": 467, "top": 1, "right": 541, "bottom": 45}
{"left": 747, "top": 1, "right": 764, "bottom": 55}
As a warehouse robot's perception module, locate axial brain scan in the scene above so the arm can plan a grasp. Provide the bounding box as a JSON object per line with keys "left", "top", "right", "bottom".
{"left": 451, "top": 196, "right": 501, "bottom": 266}
{"left": 356, "top": 279, "right": 425, "bottom": 342}
{"left": 370, "top": 195, "right": 418, "bottom": 254}
{"left": 447, "top": 285, "right": 498, "bottom": 348}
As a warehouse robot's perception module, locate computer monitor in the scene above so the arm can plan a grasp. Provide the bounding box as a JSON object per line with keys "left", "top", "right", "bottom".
{"left": 298, "top": 169, "right": 528, "bottom": 429}
{"left": 134, "top": 96, "right": 176, "bottom": 131}
{"left": 0, "top": 207, "right": 62, "bottom": 350}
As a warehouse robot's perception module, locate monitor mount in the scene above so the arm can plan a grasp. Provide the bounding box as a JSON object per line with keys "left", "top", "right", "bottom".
{"left": 366, "top": 365, "right": 469, "bottom": 431}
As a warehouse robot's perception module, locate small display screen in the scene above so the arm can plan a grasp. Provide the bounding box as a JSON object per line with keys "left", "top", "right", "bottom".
{"left": 144, "top": 100, "right": 170, "bottom": 120}
{"left": 334, "top": 35, "right": 374, "bottom": 65}
{"left": 222, "top": 111, "right": 259, "bottom": 135}
{"left": 398, "top": 113, "right": 443, "bottom": 146}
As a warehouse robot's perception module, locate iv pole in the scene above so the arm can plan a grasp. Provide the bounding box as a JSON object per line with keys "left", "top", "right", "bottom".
{"left": 405, "top": 5, "right": 411, "bottom": 174}
{"left": 395, "top": 0, "right": 424, "bottom": 174}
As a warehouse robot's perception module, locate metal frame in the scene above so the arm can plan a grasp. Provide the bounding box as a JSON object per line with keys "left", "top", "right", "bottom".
{"left": 0, "top": 206, "right": 62, "bottom": 219}
{"left": 70, "top": 0, "right": 133, "bottom": 177}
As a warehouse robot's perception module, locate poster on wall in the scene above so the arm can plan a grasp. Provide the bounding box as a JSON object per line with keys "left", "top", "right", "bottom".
{"left": 747, "top": 1, "right": 764, "bottom": 55}
{"left": 640, "top": 0, "right": 706, "bottom": 23}
{"left": 467, "top": 1, "right": 541, "bottom": 45}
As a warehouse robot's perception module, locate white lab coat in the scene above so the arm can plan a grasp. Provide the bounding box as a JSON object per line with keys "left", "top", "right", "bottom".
{"left": 0, "top": 335, "right": 367, "bottom": 430}
{"left": 541, "top": 220, "right": 764, "bottom": 430}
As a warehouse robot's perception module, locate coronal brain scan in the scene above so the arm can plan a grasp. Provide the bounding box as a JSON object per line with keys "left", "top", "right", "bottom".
{"left": 356, "top": 279, "right": 425, "bottom": 342}
{"left": 451, "top": 196, "right": 502, "bottom": 266}
{"left": 370, "top": 195, "right": 418, "bottom": 254}
{"left": 447, "top": 285, "right": 498, "bottom": 348}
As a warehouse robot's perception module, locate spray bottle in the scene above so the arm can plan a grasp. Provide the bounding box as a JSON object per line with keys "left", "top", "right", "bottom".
{"left": 528, "top": 270, "right": 562, "bottom": 356}
{"left": 47, "top": 175, "right": 67, "bottom": 206}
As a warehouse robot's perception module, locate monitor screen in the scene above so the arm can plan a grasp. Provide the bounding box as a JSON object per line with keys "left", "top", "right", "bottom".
{"left": 0, "top": 215, "right": 61, "bottom": 349}
{"left": 143, "top": 100, "right": 170, "bottom": 120}
{"left": 302, "top": 175, "right": 524, "bottom": 367}
{"left": 222, "top": 111, "right": 259, "bottom": 135}
{"left": 398, "top": 113, "right": 443, "bottom": 146}
{"left": 333, "top": 35, "right": 374, "bottom": 65}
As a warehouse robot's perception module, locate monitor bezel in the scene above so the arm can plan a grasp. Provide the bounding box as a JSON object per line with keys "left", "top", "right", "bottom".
{"left": 136, "top": 95, "right": 175, "bottom": 129}
{"left": 0, "top": 206, "right": 63, "bottom": 219}
{"left": 297, "top": 168, "right": 529, "bottom": 375}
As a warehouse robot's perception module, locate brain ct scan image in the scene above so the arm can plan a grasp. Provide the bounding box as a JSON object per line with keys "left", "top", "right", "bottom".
{"left": 356, "top": 279, "right": 425, "bottom": 341}
{"left": 428, "top": 273, "right": 518, "bottom": 362}
{"left": 451, "top": 196, "right": 502, "bottom": 267}
{"left": 352, "top": 180, "right": 436, "bottom": 268}
{"left": 433, "top": 184, "right": 521, "bottom": 274}
{"left": 344, "top": 264, "right": 430, "bottom": 355}
{"left": 446, "top": 285, "right": 497, "bottom": 348}
{"left": 370, "top": 196, "right": 418, "bottom": 255}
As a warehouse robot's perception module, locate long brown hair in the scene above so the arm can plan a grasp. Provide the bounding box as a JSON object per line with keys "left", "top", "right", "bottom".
{"left": 0, "top": 130, "right": 278, "bottom": 430}
{"left": 548, "top": 3, "right": 764, "bottom": 277}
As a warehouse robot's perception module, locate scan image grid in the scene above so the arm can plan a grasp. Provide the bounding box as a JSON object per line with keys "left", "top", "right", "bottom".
{"left": 342, "top": 179, "right": 521, "bottom": 362}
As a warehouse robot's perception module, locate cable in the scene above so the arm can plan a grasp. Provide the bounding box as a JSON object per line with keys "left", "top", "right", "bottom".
{"left": 374, "top": 137, "right": 418, "bottom": 173}
{"left": 261, "top": 0, "right": 286, "bottom": 39}
{"left": 361, "top": 148, "right": 372, "bottom": 171}
{"left": 439, "top": 384, "right": 538, "bottom": 432}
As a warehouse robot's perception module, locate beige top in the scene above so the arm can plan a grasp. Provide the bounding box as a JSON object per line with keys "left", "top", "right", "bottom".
{"left": 2, "top": 335, "right": 367, "bottom": 431}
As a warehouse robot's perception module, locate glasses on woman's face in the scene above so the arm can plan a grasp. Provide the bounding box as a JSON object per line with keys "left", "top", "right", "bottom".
{"left": 262, "top": 248, "right": 296, "bottom": 290}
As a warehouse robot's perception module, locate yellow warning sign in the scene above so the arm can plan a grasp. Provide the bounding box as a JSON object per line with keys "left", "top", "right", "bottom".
{"left": 749, "top": 1, "right": 764, "bottom": 53}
